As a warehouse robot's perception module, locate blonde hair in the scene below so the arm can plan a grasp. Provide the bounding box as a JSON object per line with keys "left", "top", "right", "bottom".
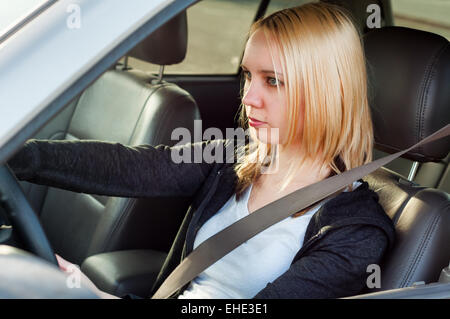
{"left": 235, "top": 2, "right": 374, "bottom": 210}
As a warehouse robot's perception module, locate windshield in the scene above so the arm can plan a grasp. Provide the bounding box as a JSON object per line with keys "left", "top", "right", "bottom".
{"left": 0, "top": 0, "right": 54, "bottom": 43}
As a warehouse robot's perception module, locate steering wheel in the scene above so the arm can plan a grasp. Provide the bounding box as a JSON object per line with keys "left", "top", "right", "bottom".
{"left": 0, "top": 164, "right": 57, "bottom": 266}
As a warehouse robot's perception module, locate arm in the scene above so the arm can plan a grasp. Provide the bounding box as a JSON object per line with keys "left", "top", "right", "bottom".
{"left": 253, "top": 225, "right": 389, "bottom": 299}
{"left": 8, "top": 139, "right": 223, "bottom": 198}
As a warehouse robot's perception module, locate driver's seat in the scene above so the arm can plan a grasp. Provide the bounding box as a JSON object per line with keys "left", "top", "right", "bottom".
{"left": 362, "top": 26, "right": 450, "bottom": 291}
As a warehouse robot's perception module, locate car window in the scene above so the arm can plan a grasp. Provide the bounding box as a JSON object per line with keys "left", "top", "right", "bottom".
{"left": 126, "top": 0, "right": 261, "bottom": 75}
{"left": 0, "top": 0, "right": 54, "bottom": 43}
{"left": 264, "top": 0, "right": 317, "bottom": 16}
{"left": 391, "top": 0, "right": 450, "bottom": 40}
{"left": 125, "top": 0, "right": 317, "bottom": 75}
{"left": 0, "top": 0, "right": 181, "bottom": 164}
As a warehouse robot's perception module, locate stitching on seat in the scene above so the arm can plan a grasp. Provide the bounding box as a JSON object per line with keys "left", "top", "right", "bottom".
{"left": 375, "top": 141, "right": 425, "bottom": 160}
{"left": 415, "top": 42, "right": 448, "bottom": 155}
{"left": 85, "top": 193, "right": 106, "bottom": 208}
{"left": 65, "top": 95, "right": 81, "bottom": 133}
{"left": 399, "top": 209, "right": 441, "bottom": 287}
{"left": 103, "top": 89, "right": 194, "bottom": 250}
{"left": 101, "top": 84, "right": 197, "bottom": 252}
{"left": 126, "top": 82, "right": 167, "bottom": 145}
{"left": 36, "top": 131, "right": 67, "bottom": 214}
{"left": 91, "top": 81, "right": 188, "bottom": 252}
{"left": 102, "top": 197, "right": 138, "bottom": 252}
{"left": 151, "top": 91, "right": 193, "bottom": 144}
{"left": 100, "top": 83, "right": 167, "bottom": 251}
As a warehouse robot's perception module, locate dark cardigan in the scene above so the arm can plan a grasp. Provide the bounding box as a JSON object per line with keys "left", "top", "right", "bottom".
{"left": 9, "top": 138, "right": 395, "bottom": 298}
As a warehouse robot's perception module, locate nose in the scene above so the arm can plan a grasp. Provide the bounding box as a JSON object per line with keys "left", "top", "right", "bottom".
{"left": 242, "top": 81, "right": 263, "bottom": 109}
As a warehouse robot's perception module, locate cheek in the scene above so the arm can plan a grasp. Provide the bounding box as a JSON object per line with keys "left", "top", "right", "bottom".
{"left": 242, "top": 80, "right": 251, "bottom": 101}
{"left": 271, "top": 96, "right": 288, "bottom": 125}
{"left": 242, "top": 83, "right": 248, "bottom": 98}
{"left": 244, "top": 104, "right": 250, "bottom": 118}
{"left": 273, "top": 97, "right": 290, "bottom": 143}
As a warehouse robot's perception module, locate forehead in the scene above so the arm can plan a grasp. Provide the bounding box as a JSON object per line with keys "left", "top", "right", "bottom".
{"left": 242, "top": 29, "right": 282, "bottom": 70}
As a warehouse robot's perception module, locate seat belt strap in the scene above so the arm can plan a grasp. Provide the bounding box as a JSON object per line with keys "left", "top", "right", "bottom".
{"left": 152, "top": 124, "right": 450, "bottom": 299}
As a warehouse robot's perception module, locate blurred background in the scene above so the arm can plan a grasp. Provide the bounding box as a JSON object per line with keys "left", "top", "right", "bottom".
{"left": 128, "top": 0, "right": 450, "bottom": 74}
{"left": 2, "top": 0, "right": 449, "bottom": 75}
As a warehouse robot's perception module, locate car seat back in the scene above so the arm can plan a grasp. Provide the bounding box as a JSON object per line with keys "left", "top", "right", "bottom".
{"left": 23, "top": 13, "right": 200, "bottom": 265}
{"left": 363, "top": 26, "right": 450, "bottom": 290}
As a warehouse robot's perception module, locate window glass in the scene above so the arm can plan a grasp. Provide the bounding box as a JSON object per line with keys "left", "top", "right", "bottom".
{"left": 127, "top": 0, "right": 261, "bottom": 75}
{"left": 391, "top": 0, "right": 450, "bottom": 40}
{"left": 0, "top": 0, "right": 51, "bottom": 41}
{"left": 264, "top": 0, "right": 317, "bottom": 17}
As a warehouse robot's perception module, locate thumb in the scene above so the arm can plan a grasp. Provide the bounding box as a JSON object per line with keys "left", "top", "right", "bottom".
{"left": 55, "top": 254, "right": 75, "bottom": 271}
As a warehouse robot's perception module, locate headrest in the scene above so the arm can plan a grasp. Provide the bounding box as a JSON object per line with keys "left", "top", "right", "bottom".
{"left": 364, "top": 27, "right": 450, "bottom": 162}
{"left": 128, "top": 12, "right": 187, "bottom": 65}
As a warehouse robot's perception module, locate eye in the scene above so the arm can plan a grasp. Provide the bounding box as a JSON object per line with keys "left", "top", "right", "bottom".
{"left": 267, "top": 77, "right": 278, "bottom": 86}
{"left": 266, "top": 77, "right": 283, "bottom": 87}
{"left": 243, "top": 70, "right": 252, "bottom": 81}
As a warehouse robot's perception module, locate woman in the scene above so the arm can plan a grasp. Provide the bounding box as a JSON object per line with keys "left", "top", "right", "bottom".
{"left": 9, "top": 3, "right": 394, "bottom": 299}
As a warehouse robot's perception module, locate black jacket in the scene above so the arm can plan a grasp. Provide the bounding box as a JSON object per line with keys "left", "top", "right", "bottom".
{"left": 9, "top": 138, "right": 395, "bottom": 298}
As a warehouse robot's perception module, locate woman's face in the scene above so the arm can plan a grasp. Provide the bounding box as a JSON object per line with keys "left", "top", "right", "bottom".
{"left": 241, "top": 29, "right": 293, "bottom": 145}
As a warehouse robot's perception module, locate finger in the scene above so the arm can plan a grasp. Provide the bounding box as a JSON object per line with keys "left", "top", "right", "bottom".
{"left": 55, "top": 254, "right": 64, "bottom": 268}
{"left": 55, "top": 254, "right": 73, "bottom": 271}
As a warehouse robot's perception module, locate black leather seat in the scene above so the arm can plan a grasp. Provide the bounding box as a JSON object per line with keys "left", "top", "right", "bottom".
{"left": 20, "top": 13, "right": 200, "bottom": 265}
{"left": 362, "top": 26, "right": 450, "bottom": 290}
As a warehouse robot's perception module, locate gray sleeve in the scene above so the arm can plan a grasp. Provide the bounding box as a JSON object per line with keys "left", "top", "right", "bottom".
{"left": 8, "top": 139, "right": 225, "bottom": 198}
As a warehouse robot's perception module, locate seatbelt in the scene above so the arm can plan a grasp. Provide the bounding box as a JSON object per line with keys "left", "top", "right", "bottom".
{"left": 152, "top": 124, "right": 450, "bottom": 299}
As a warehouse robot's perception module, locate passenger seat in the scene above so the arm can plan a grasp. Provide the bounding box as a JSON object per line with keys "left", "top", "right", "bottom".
{"left": 20, "top": 12, "right": 200, "bottom": 266}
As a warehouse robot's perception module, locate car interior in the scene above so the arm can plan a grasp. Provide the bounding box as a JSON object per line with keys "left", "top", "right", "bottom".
{"left": 1, "top": 0, "right": 449, "bottom": 298}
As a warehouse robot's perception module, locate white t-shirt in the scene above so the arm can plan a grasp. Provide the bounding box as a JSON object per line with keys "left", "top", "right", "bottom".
{"left": 178, "top": 181, "right": 361, "bottom": 299}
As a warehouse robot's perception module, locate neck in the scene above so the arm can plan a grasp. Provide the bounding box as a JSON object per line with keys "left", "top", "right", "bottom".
{"left": 261, "top": 143, "right": 330, "bottom": 187}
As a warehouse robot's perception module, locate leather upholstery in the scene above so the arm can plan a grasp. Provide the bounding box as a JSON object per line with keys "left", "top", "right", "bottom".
{"left": 81, "top": 249, "right": 168, "bottom": 297}
{"left": 128, "top": 12, "right": 187, "bottom": 65}
{"left": 323, "top": 0, "right": 394, "bottom": 33}
{"left": 364, "top": 27, "right": 450, "bottom": 162}
{"left": 363, "top": 27, "right": 450, "bottom": 291}
{"left": 39, "top": 70, "right": 199, "bottom": 265}
{"left": 22, "top": 12, "right": 199, "bottom": 265}
{"left": 364, "top": 169, "right": 450, "bottom": 290}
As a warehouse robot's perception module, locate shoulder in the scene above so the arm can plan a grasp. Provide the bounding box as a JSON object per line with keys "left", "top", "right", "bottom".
{"left": 306, "top": 180, "right": 395, "bottom": 248}
{"left": 318, "top": 180, "right": 386, "bottom": 223}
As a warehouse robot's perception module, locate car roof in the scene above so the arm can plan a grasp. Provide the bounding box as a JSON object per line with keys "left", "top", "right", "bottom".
{"left": 0, "top": 0, "right": 197, "bottom": 165}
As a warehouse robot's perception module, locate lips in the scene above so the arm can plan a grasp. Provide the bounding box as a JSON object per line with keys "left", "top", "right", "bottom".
{"left": 248, "top": 117, "right": 266, "bottom": 127}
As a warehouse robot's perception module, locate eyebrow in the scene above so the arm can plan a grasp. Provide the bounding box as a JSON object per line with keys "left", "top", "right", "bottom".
{"left": 261, "top": 70, "right": 283, "bottom": 77}
{"left": 240, "top": 64, "right": 283, "bottom": 77}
